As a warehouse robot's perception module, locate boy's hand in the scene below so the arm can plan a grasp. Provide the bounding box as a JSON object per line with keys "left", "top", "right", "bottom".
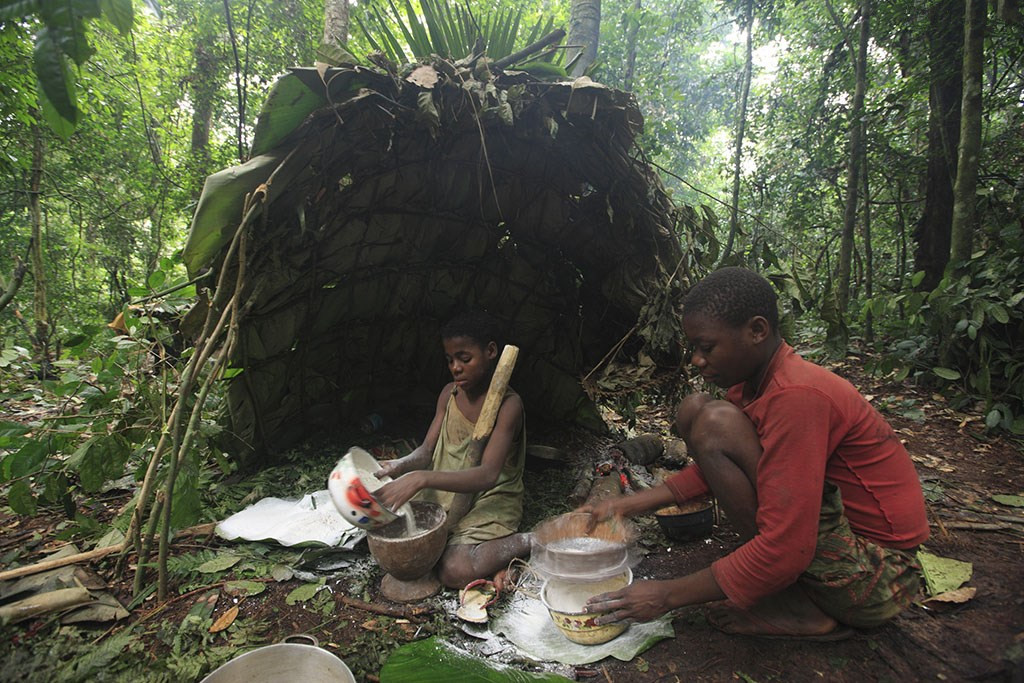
{"left": 374, "top": 472, "right": 424, "bottom": 512}
{"left": 583, "top": 580, "right": 672, "bottom": 624}
{"left": 576, "top": 498, "right": 625, "bottom": 533}
{"left": 376, "top": 460, "right": 403, "bottom": 480}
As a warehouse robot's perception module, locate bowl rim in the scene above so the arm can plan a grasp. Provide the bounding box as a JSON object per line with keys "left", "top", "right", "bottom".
{"left": 654, "top": 500, "right": 715, "bottom": 517}
{"left": 337, "top": 447, "right": 390, "bottom": 484}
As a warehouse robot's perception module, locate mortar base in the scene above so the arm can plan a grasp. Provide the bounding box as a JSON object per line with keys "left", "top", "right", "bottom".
{"left": 380, "top": 571, "right": 442, "bottom": 603}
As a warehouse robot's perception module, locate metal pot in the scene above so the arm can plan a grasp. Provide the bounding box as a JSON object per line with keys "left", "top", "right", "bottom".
{"left": 200, "top": 634, "right": 355, "bottom": 683}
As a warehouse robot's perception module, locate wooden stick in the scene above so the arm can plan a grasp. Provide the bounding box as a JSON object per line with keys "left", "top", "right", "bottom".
{"left": 130, "top": 271, "right": 212, "bottom": 305}
{"left": 992, "top": 514, "right": 1024, "bottom": 525}
{"left": 0, "top": 587, "right": 92, "bottom": 624}
{"left": 0, "top": 523, "right": 215, "bottom": 583}
{"left": 0, "top": 545, "right": 124, "bottom": 583}
{"left": 339, "top": 595, "right": 432, "bottom": 621}
{"left": 471, "top": 345, "right": 519, "bottom": 441}
{"left": 934, "top": 521, "right": 1024, "bottom": 533}
{"left": 926, "top": 501, "right": 950, "bottom": 539}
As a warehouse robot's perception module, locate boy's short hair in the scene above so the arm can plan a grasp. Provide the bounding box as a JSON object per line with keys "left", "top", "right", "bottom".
{"left": 440, "top": 309, "right": 504, "bottom": 349}
{"left": 683, "top": 267, "right": 779, "bottom": 331}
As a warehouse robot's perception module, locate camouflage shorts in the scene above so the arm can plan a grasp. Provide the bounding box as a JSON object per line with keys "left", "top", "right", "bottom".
{"left": 798, "top": 482, "right": 922, "bottom": 628}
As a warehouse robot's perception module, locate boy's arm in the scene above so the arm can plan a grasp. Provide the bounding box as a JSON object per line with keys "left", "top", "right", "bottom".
{"left": 375, "top": 393, "right": 523, "bottom": 510}
{"left": 423, "top": 392, "right": 523, "bottom": 493}
{"left": 578, "top": 482, "right": 678, "bottom": 528}
{"left": 586, "top": 567, "right": 726, "bottom": 624}
{"left": 377, "top": 384, "right": 451, "bottom": 479}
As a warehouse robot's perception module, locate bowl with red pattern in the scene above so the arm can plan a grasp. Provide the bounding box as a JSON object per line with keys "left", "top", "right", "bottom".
{"left": 328, "top": 447, "right": 411, "bottom": 530}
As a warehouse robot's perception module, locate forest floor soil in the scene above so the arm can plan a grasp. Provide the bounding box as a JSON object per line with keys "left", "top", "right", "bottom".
{"left": 2, "top": 354, "right": 1023, "bottom": 681}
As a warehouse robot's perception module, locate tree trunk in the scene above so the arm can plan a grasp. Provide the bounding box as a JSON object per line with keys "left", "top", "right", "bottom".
{"left": 723, "top": 0, "right": 754, "bottom": 263}
{"left": 322, "top": 0, "right": 349, "bottom": 49}
{"left": 862, "top": 124, "right": 874, "bottom": 343}
{"left": 0, "top": 257, "right": 27, "bottom": 315}
{"left": 190, "top": 44, "right": 217, "bottom": 199}
{"left": 997, "top": 0, "right": 1020, "bottom": 23}
{"left": 623, "top": 0, "right": 641, "bottom": 92}
{"left": 949, "top": 0, "right": 986, "bottom": 266}
{"left": 221, "top": 0, "right": 246, "bottom": 162}
{"left": 913, "top": 0, "right": 963, "bottom": 291}
{"left": 28, "top": 122, "right": 51, "bottom": 373}
{"left": 894, "top": 175, "right": 908, "bottom": 317}
{"left": 837, "top": 2, "right": 870, "bottom": 313}
{"left": 567, "top": 0, "right": 601, "bottom": 77}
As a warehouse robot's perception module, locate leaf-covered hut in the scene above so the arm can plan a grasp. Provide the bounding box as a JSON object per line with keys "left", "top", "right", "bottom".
{"left": 182, "top": 54, "right": 713, "bottom": 460}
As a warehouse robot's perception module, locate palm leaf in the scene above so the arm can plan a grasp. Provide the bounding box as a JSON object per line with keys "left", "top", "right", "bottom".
{"left": 504, "top": 10, "right": 523, "bottom": 58}
{"left": 355, "top": 14, "right": 387, "bottom": 56}
{"left": 488, "top": 7, "right": 507, "bottom": 56}
{"left": 371, "top": 4, "right": 409, "bottom": 63}
{"left": 389, "top": 0, "right": 426, "bottom": 57}
{"left": 355, "top": 0, "right": 561, "bottom": 65}
{"left": 498, "top": 8, "right": 518, "bottom": 57}
{"left": 537, "top": 18, "right": 561, "bottom": 63}
{"left": 524, "top": 17, "right": 542, "bottom": 46}
{"left": 441, "top": 1, "right": 472, "bottom": 56}
{"left": 420, "top": 0, "right": 451, "bottom": 57}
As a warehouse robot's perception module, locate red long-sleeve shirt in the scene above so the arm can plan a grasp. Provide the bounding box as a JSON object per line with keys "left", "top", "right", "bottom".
{"left": 665, "top": 342, "right": 929, "bottom": 609}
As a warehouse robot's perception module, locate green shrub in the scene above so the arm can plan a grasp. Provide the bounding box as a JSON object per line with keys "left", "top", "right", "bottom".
{"left": 865, "top": 224, "right": 1024, "bottom": 434}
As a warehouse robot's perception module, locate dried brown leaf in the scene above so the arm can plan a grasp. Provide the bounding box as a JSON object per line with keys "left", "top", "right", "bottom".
{"left": 406, "top": 65, "right": 439, "bottom": 89}
{"left": 924, "top": 587, "right": 976, "bottom": 603}
{"left": 209, "top": 605, "right": 239, "bottom": 633}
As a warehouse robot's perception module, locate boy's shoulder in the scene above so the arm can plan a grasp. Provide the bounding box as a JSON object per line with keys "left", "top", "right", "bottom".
{"left": 768, "top": 348, "right": 866, "bottom": 403}
{"left": 501, "top": 386, "right": 525, "bottom": 414}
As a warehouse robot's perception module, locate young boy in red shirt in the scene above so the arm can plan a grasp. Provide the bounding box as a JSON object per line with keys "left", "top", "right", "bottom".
{"left": 582, "top": 267, "right": 928, "bottom": 639}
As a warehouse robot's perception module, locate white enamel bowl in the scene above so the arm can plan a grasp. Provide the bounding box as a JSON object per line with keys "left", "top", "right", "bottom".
{"left": 328, "top": 447, "right": 410, "bottom": 530}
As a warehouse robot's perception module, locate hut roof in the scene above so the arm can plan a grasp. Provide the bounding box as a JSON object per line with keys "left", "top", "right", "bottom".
{"left": 184, "top": 56, "right": 714, "bottom": 457}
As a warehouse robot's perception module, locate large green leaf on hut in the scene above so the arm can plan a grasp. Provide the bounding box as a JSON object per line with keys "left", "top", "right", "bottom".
{"left": 182, "top": 146, "right": 319, "bottom": 276}
{"left": 185, "top": 66, "right": 400, "bottom": 275}
{"left": 183, "top": 152, "right": 284, "bottom": 276}
{"left": 249, "top": 73, "right": 327, "bottom": 158}
{"left": 250, "top": 67, "right": 396, "bottom": 157}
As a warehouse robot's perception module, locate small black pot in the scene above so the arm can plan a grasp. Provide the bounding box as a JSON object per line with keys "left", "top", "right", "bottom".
{"left": 655, "top": 501, "right": 716, "bottom": 542}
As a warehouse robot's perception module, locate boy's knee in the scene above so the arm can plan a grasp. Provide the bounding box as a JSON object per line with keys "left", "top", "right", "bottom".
{"left": 674, "top": 393, "right": 714, "bottom": 439}
{"left": 437, "top": 561, "right": 472, "bottom": 589}
{"left": 687, "top": 400, "right": 754, "bottom": 457}
{"left": 436, "top": 548, "right": 475, "bottom": 589}
{"left": 676, "top": 395, "right": 740, "bottom": 441}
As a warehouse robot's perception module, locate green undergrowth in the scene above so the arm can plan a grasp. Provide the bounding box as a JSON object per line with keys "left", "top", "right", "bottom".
{"left": 1, "top": 609, "right": 272, "bottom": 683}
{"left": 1, "top": 430, "right": 586, "bottom": 681}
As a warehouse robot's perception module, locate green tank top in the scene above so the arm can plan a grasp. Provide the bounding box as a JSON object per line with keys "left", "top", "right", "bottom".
{"left": 415, "top": 387, "right": 526, "bottom": 544}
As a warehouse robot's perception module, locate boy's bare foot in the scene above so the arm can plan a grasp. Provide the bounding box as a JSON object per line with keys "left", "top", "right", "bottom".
{"left": 706, "top": 597, "right": 853, "bottom": 641}
{"left": 492, "top": 562, "right": 523, "bottom": 594}
{"left": 492, "top": 568, "right": 511, "bottom": 593}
